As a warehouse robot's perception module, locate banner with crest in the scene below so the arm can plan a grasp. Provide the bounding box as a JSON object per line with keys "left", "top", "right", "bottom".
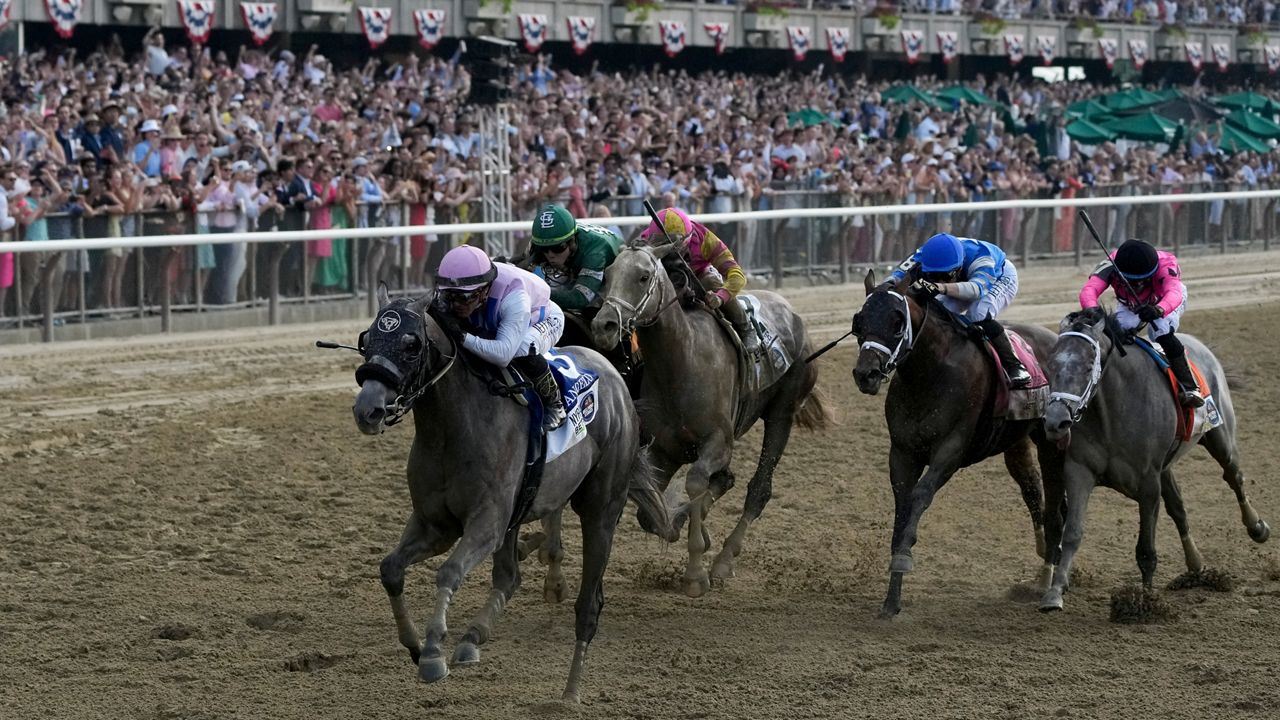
{"left": 1129, "top": 39, "right": 1147, "bottom": 70}
{"left": 1098, "top": 38, "right": 1118, "bottom": 69}
{"left": 704, "top": 22, "right": 730, "bottom": 56}
{"left": 937, "top": 31, "right": 958, "bottom": 64}
{"left": 787, "top": 26, "right": 811, "bottom": 62}
{"left": 1212, "top": 42, "right": 1229, "bottom": 72}
{"left": 178, "top": 0, "right": 215, "bottom": 45}
{"left": 1185, "top": 41, "right": 1203, "bottom": 71}
{"left": 413, "top": 9, "right": 446, "bottom": 50}
{"left": 827, "top": 27, "right": 849, "bottom": 63}
{"left": 241, "top": 3, "right": 277, "bottom": 46}
{"left": 902, "top": 30, "right": 925, "bottom": 64}
{"left": 658, "top": 20, "right": 687, "bottom": 58}
{"left": 45, "top": 0, "right": 83, "bottom": 39}
{"left": 1036, "top": 35, "right": 1056, "bottom": 65}
{"left": 1004, "top": 34, "right": 1025, "bottom": 64}
{"left": 1267, "top": 45, "right": 1280, "bottom": 74}
{"left": 566, "top": 16, "right": 595, "bottom": 56}
{"left": 518, "top": 14, "right": 548, "bottom": 53}
{"left": 359, "top": 7, "right": 392, "bottom": 49}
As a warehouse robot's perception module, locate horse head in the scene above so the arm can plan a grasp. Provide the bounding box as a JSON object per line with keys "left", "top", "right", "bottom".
{"left": 1045, "top": 306, "right": 1116, "bottom": 445}
{"left": 591, "top": 242, "right": 679, "bottom": 349}
{"left": 352, "top": 285, "right": 446, "bottom": 435}
{"left": 851, "top": 270, "right": 925, "bottom": 395}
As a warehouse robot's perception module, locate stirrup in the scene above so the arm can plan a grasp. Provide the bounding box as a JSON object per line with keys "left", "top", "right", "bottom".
{"left": 1007, "top": 367, "right": 1032, "bottom": 389}
{"left": 542, "top": 405, "right": 567, "bottom": 432}
{"left": 1179, "top": 390, "right": 1205, "bottom": 409}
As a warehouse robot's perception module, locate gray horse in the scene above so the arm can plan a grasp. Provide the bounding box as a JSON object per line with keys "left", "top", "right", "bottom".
{"left": 590, "top": 243, "right": 829, "bottom": 597}
{"left": 1040, "top": 307, "right": 1270, "bottom": 612}
{"left": 351, "top": 288, "right": 672, "bottom": 702}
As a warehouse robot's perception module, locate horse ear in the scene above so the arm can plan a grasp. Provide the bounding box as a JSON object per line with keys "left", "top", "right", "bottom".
{"left": 376, "top": 282, "right": 391, "bottom": 309}
{"left": 864, "top": 269, "right": 876, "bottom": 296}
{"left": 651, "top": 242, "right": 678, "bottom": 260}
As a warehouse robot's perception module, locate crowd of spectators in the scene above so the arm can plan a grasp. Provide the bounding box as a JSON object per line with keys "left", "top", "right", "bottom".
{"left": 0, "top": 29, "right": 1277, "bottom": 323}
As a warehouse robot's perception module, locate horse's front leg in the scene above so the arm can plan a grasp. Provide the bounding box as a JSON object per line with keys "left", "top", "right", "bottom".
{"left": 379, "top": 514, "right": 455, "bottom": 667}
{"left": 453, "top": 525, "right": 523, "bottom": 668}
{"left": 683, "top": 438, "right": 732, "bottom": 598}
{"left": 419, "top": 514, "right": 505, "bottom": 683}
{"left": 538, "top": 510, "right": 569, "bottom": 603}
{"left": 1040, "top": 458, "right": 1095, "bottom": 612}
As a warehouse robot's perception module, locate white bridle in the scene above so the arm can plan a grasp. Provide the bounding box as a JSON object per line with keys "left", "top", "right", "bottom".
{"left": 859, "top": 290, "right": 916, "bottom": 372}
{"left": 600, "top": 249, "right": 667, "bottom": 346}
{"left": 1048, "top": 330, "right": 1104, "bottom": 423}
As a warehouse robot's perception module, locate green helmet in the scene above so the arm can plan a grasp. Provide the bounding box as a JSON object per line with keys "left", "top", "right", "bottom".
{"left": 531, "top": 204, "right": 577, "bottom": 246}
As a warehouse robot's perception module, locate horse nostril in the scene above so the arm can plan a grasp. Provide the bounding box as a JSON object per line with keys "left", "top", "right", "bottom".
{"left": 1056, "top": 419, "right": 1072, "bottom": 431}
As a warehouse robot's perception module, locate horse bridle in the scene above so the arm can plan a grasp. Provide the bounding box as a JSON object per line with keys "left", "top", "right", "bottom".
{"left": 356, "top": 305, "right": 459, "bottom": 427}
{"left": 857, "top": 290, "right": 925, "bottom": 375}
{"left": 600, "top": 248, "right": 681, "bottom": 346}
{"left": 1047, "top": 330, "right": 1105, "bottom": 424}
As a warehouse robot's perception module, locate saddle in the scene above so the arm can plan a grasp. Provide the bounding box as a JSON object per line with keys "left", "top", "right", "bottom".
{"left": 1131, "top": 338, "right": 1222, "bottom": 442}
{"left": 982, "top": 330, "right": 1051, "bottom": 421}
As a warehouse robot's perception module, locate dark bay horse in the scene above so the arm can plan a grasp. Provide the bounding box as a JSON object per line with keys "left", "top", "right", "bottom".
{"left": 1039, "top": 307, "right": 1270, "bottom": 612}
{"left": 350, "top": 288, "right": 671, "bottom": 702}
{"left": 852, "top": 272, "right": 1056, "bottom": 618}
{"left": 590, "top": 242, "right": 830, "bottom": 597}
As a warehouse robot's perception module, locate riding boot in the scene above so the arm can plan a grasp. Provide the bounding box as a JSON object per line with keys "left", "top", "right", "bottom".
{"left": 514, "top": 353, "right": 568, "bottom": 432}
{"left": 980, "top": 319, "right": 1032, "bottom": 388}
{"left": 1167, "top": 353, "right": 1206, "bottom": 408}
{"left": 720, "top": 293, "right": 760, "bottom": 354}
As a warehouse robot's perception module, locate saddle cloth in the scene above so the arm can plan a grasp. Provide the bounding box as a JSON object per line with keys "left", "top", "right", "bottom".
{"left": 715, "top": 294, "right": 793, "bottom": 393}
{"left": 1132, "top": 338, "right": 1223, "bottom": 442}
{"left": 986, "top": 330, "right": 1051, "bottom": 421}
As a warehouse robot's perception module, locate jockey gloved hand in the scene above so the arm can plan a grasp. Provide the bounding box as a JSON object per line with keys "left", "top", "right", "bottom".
{"left": 1137, "top": 304, "right": 1164, "bottom": 323}
{"left": 911, "top": 279, "right": 942, "bottom": 297}
{"left": 704, "top": 290, "right": 723, "bottom": 309}
{"left": 434, "top": 311, "right": 468, "bottom": 341}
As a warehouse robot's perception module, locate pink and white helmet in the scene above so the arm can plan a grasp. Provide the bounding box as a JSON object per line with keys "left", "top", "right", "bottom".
{"left": 436, "top": 245, "right": 496, "bottom": 291}
{"left": 639, "top": 207, "right": 693, "bottom": 243}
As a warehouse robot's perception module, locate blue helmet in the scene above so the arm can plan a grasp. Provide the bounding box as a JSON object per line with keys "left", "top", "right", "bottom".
{"left": 917, "top": 233, "right": 964, "bottom": 273}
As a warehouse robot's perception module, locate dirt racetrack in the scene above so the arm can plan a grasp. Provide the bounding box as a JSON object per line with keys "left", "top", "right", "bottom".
{"left": 3, "top": 252, "right": 1280, "bottom": 720}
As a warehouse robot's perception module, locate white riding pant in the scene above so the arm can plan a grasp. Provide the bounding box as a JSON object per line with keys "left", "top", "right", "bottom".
{"left": 524, "top": 302, "right": 565, "bottom": 355}
{"left": 939, "top": 259, "right": 1019, "bottom": 322}
{"left": 1115, "top": 282, "right": 1186, "bottom": 340}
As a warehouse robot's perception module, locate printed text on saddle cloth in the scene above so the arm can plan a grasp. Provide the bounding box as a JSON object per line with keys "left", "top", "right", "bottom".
{"left": 544, "top": 350, "right": 600, "bottom": 462}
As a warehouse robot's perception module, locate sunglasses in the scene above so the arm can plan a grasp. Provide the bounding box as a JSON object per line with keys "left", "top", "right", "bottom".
{"left": 543, "top": 241, "right": 571, "bottom": 254}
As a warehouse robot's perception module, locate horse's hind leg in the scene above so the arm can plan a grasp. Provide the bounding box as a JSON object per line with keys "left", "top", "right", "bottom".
{"left": 453, "top": 526, "right": 523, "bottom": 667}
{"left": 1161, "top": 469, "right": 1205, "bottom": 573}
{"left": 711, "top": 404, "right": 796, "bottom": 581}
{"left": 880, "top": 444, "right": 926, "bottom": 619}
{"left": 537, "top": 510, "right": 569, "bottom": 603}
{"left": 1004, "top": 436, "right": 1046, "bottom": 561}
{"left": 379, "top": 514, "right": 456, "bottom": 668}
{"left": 1201, "top": 425, "right": 1271, "bottom": 543}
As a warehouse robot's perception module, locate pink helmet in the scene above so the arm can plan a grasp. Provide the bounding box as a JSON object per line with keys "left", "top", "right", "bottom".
{"left": 436, "top": 245, "right": 496, "bottom": 291}
{"left": 639, "top": 207, "right": 693, "bottom": 243}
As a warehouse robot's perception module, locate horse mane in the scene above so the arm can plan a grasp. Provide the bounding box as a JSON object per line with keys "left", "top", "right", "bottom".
{"left": 1064, "top": 305, "right": 1126, "bottom": 341}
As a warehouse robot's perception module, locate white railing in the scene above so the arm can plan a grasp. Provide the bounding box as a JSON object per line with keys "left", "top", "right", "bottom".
{"left": 4, "top": 187, "right": 1280, "bottom": 254}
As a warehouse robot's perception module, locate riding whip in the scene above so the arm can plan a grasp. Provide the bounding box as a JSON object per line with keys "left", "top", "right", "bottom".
{"left": 1076, "top": 210, "right": 1131, "bottom": 356}
{"left": 804, "top": 331, "right": 853, "bottom": 364}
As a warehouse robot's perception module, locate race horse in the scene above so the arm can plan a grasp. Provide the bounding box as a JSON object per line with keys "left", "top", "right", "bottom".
{"left": 851, "top": 272, "right": 1056, "bottom": 618}
{"left": 590, "top": 241, "right": 830, "bottom": 598}
{"left": 350, "top": 287, "right": 672, "bottom": 702}
{"left": 1039, "top": 307, "right": 1270, "bottom": 611}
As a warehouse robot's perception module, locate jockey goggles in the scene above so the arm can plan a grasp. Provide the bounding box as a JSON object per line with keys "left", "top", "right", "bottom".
{"left": 439, "top": 286, "right": 487, "bottom": 306}
{"left": 541, "top": 240, "right": 572, "bottom": 255}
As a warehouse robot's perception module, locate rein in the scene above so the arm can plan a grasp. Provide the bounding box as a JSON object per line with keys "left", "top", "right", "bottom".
{"left": 860, "top": 290, "right": 928, "bottom": 374}
{"left": 1047, "top": 330, "right": 1106, "bottom": 424}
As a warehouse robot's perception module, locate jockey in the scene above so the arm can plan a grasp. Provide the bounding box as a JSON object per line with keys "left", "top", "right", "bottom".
{"left": 890, "top": 232, "right": 1033, "bottom": 388}
{"left": 638, "top": 207, "right": 760, "bottom": 354}
{"left": 434, "top": 245, "right": 568, "bottom": 431}
{"left": 1080, "top": 238, "right": 1203, "bottom": 408}
{"left": 528, "top": 204, "right": 623, "bottom": 319}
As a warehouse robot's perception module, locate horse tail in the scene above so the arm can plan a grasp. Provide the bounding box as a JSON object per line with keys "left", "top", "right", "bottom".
{"left": 1223, "top": 367, "right": 1246, "bottom": 392}
{"left": 627, "top": 446, "right": 678, "bottom": 543}
{"left": 795, "top": 381, "right": 834, "bottom": 431}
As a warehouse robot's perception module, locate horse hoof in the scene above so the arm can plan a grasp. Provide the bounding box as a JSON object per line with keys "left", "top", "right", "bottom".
{"left": 451, "top": 642, "right": 480, "bottom": 667}
{"left": 1039, "top": 590, "right": 1065, "bottom": 613}
{"left": 518, "top": 532, "right": 546, "bottom": 561}
{"left": 1249, "top": 520, "right": 1271, "bottom": 543}
{"left": 417, "top": 656, "right": 449, "bottom": 683}
{"left": 560, "top": 691, "right": 581, "bottom": 705}
{"left": 409, "top": 647, "right": 421, "bottom": 666}
{"left": 683, "top": 572, "right": 710, "bottom": 598}
{"left": 543, "top": 577, "right": 568, "bottom": 604}
{"left": 876, "top": 605, "right": 900, "bottom": 621}
{"left": 710, "top": 559, "right": 735, "bottom": 581}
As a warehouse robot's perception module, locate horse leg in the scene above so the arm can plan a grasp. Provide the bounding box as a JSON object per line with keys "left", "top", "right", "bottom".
{"left": 711, "top": 404, "right": 796, "bottom": 581}
{"left": 1201, "top": 425, "right": 1271, "bottom": 543}
{"left": 1004, "top": 435, "right": 1046, "bottom": 561}
{"left": 1035, "top": 440, "right": 1067, "bottom": 593}
{"left": 637, "top": 451, "right": 682, "bottom": 538}
{"left": 418, "top": 515, "right": 506, "bottom": 683}
{"left": 682, "top": 441, "right": 732, "bottom": 598}
{"left": 1161, "top": 469, "right": 1205, "bottom": 574}
{"left": 537, "top": 510, "right": 569, "bottom": 603}
{"left": 453, "top": 526, "right": 523, "bottom": 667}
{"left": 880, "top": 444, "right": 926, "bottom": 619}
{"left": 379, "top": 514, "right": 456, "bottom": 668}
{"left": 1040, "top": 460, "right": 1094, "bottom": 612}
{"left": 562, "top": 464, "right": 630, "bottom": 703}
{"left": 1135, "top": 474, "right": 1163, "bottom": 589}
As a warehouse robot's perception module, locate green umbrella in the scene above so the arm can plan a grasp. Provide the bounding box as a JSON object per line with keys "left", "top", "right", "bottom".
{"left": 935, "top": 85, "right": 996, "bottom": 106}
{"left": 1101, "top": 111, "right": 1178, "bottom": 143}
{"left": 1102, "top": 87, "right": 1163, "bottom": 111}
{"left": 1225, "top": 109, "right": 1280, "bottom": 140}
{"left": 881, "top": 85, "right": 938, "bottom": 107}
{"left": 1065, "top": 118, "right": 1117, "bottom": 145}
{"left": 1212, "top": 91, "right": 1276, "bottom": 112}
{"left": 1066, "top": 99, "right": 1110, "bottom": 119}
{"left": 1155, "top": 88, "right": 1184, "bottom": 101}
{"left": 786, "top": 108, "right": 831, "bottom": 128}
{"left": 1219, "top": 123, "right": 1271, "bottom": 154}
